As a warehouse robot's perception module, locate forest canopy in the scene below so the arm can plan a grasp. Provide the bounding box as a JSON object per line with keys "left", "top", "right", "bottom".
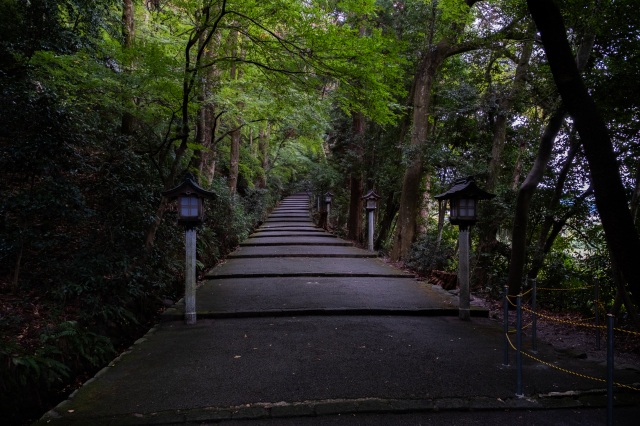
{"left": 1, "top": 0, "right": 640, "bottom": 423}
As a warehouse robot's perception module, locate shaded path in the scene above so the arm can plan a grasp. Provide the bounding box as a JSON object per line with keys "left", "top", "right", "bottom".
{"left": 163, "top": 192, "right": 481, "bottom": 319}
{"left": 36, "top": 193, "right": 640, "bottom": 425}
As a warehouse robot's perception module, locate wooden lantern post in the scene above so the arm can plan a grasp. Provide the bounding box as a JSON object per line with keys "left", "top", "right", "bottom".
{"left": 324, "top": 191, "right": 334, "bottom": 228}
{"left": 362, "top": 190, "right": 380, "bottom": 251}
{"left": 162, "top": 173, "right": 215, "bottom": 324}
{"left": 435, "top": 177, "right": 495, "bottom": 320}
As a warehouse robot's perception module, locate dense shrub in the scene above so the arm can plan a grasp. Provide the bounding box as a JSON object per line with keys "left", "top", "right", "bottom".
{"left": 0, "top": 76, "right": 280, "bottom": 426}
{"left": 406, "top": 233, "right": 456, "bottom": 276}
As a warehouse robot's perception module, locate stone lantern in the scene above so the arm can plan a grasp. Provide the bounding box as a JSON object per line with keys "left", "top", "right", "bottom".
{"left": 163, "top": 173, "right": 215, "bottom": 228}
{"left": 435, "top": 177, "right": 494, "bottom": 229}
{"left": 163, "top": 173, "right": 215, "bottom": 324}
{"left": 324, "top": 191, "right": 334, "bottom": 220}
{"left": 362, "top": 190, "right": 380, "bottom": 251}
{"left": 435, "top": 177, "right": 494, "bottom": 320}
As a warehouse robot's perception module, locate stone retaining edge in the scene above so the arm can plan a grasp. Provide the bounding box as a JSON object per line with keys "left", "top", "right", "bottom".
{"left": 38, "top": 393, "right": 640, "bottom": 425}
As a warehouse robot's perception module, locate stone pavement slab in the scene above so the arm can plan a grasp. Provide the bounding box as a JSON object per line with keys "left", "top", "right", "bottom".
{"left": 264, "top": 217, "right": 312, "bottom": 223}
{"left": 256, "top": 221, "right": 316, "bottom": 228}
{"left": 270, "top": 208, "right": 310, "bottom": 212}
{"left": 248, "top": 231, "right": 335, "bottom": 238}
{"left": 162, "top": 276, "right": 470, "bottom": 318}
{"left": 240, "top": 237, "right": 353, "bottom": 247}
{"left": 269, "top": 210, "right": 310, "bottom": 219}
{"left": 37, "top": 316, "right": 640, "bottom": 425}
{"left": 256, "top": 223, "right": 318, "bottom": 229}
{"left": 228, "top": 245, "right": 376, "bottom": 258}
{"left": 204, "top": 257, "right": 414, "bottom": 278}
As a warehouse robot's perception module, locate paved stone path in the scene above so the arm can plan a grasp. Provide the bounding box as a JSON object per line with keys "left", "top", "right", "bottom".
{"left": 160, "top": 193, "right": 483, "bottom": 320}
{"left": 36, "top": 193, "right": 640, "bottom": 425}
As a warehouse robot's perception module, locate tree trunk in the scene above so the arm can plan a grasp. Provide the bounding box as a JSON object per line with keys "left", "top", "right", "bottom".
{"left": 523, "top": 23, "right": 595, "bottom": 283}
{"left": 257, "top": 124, "right": 269, "bottom": 188}
{"left": 198, "top": 31, "right": 222, "bottom": 185}
{"left": 418, "top": 179, "right": 433, "bottom": 234}
{"left": 122, "top": 0, "right": 134, "bottom": 47}
{"left": 145, "top": 5, "right": 226, "bottom": 254}
{"left": 436, "top": 199, "right": 445, "bottom": 251}
{"left": 347, "top": 112, "right": 365, "bottom": 242}
{"left": 194, "top": 31, "right": 211, "bottom": 176}
{"left": 390, "top": 44, "right": 449, "bottom": 261}
{"left": 487, "top": 27, "right": 533, "bottom": 192}
{"left": 347, "top": 174, "right": 363, "bottom": 241}
{"left": 506, "top": 108, "right": 563, "bottom": 296}
{"left": 11, "top": 240, "right": 23, "bottom": 294}
{"left": 121, "top": 0, "right": 135, "bottom": 135}
{"left": 229, "top": 127, "right": 240, "bottom": 194}
{"left": 144, "top": 196, "right": 170, "bottom": 254}
{"left": 198, "top": 98, "right": 217, "bottom": 185}
{"left": 610, "top": 254, "right": 640, "bottom": 326}
{"left": 475, "top": 32, "right": 533, "bottom": 287}
{"left": 527, "top": 0, "right": 640, "bottom": 306}
{"left": 507, "top": 7, "right": 596, "bottom": 295}
{"left": 511, "top": 139, "right": 526, "bottom": 190}
{"left": 528, "top": 137, "right": 580, "bottom": 279}
{"left": 375, "top": 191, "right": 399, "bottom": 250}
{"left": 630, "top": 165, "right": 640, "bottom": 223}
{"left": 228, "top": 30, "right": 242, "bottom": 194}
{"left": 390, "top": 1, "right": 485, "bottom": 262}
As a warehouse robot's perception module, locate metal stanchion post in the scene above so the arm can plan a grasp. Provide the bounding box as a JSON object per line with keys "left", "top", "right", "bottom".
{"left": 595, "top": 280, "right": 601, "bottom": 350}
{"left": 503, "top": 285, "right": 509, "bottom": 366}
{"left": 516, "top": 294, "right": 523, "bottom": 397}
{"left": 607, "top": 314, "right": 614, "bottom": 426}
{"left": 532, "top": 278, "right": 537, "bottom": 352}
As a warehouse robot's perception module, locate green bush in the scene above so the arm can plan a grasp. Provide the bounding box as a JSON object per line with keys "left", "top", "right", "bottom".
{"left": 0, "top": 319, "right": 115, "bottom": 424}
{"left": 406, "top": 233, "right": 456, "bottom": 276}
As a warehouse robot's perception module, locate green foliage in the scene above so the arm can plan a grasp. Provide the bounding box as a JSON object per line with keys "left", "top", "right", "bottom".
{"left": 1, "top": 317, "right": 115, "bottom": 423}
{"left": 437, "top": 0, "right": 472, "bottom": 25}
{"left": 307, "top": 162, "right": 342, "bottom": 195}
{"left": 536, "top": 249, "right": 605, "bottom": 314}
{"left": 406, "top": 232, "right": 457, "bottom": 275}
{"left": 2, "top": 0, "right": 640, "bottom": 422}
{"left": 197, "top": 178, "right": 276, "bottom": 266}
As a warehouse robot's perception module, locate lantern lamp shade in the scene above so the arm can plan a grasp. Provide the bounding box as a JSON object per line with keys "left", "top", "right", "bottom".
{"left": 162, "top": 173, "right": 215, "bottom": 226}
{"left": 324, "top": 191, "right": 334, "bottom": 204}
{"left": 449, "top": 198, "right": 476, "bottom": 223}
{"left": 179, "top": 195, "right": 201, "bottom": 219}
{"left": 434, "top": 177, "right": 495, "bottom": 226}
{"left": 362, "top": 189, "right": 381, "bottom": 210}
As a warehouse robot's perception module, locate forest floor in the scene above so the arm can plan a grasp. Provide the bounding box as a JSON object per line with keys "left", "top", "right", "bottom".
{"left": 380, "top": 259, "right": 640, "bottom": 368}
{"left": 480, "top": 294, "right": 640, "bottom": 368}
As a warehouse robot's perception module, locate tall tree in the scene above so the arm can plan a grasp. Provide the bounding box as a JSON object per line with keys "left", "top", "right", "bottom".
{"left": 526, "top": 0, "right": 640, "bottom": 306}
{"left": 506, "top": 16, "right": 595, "bottom": 296}
{"left": 227, "top": 28, "right": 243, "bottom": 194}
{"left": 475, "top": 26, "right": 535, "bottom": 287}
{"left": 347, "top": 111, "right": 365, "bottom": 242}
{"left": 256, "top": 123, "right": 270, "bottom": 188}
{"left": 121, "top": 0, "right": 135, "bottom": 134}
{"left": 391, "top": 0, "right": 483, "bottom": 261}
